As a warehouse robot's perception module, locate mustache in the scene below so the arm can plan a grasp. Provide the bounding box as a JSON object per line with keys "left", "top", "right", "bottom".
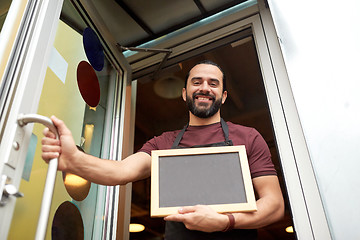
{"left": 192, "top": 92, "right": 215, "bottom": 100}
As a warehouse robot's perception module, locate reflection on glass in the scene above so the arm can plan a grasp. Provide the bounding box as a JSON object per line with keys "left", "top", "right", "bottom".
{"left": 62, "top": 172, "right": 90, "bottom": 201}
{"left": 75, "top": 29, "right": 116, "bottom": 240}
{"left": 52, "top": 201, "right": 84, "bottom": 240}
{"left": 83, "top": 123, "right": 94, "bottom": 152}
{"left": 62, "top": 146, "right": 91, "bottom": 201}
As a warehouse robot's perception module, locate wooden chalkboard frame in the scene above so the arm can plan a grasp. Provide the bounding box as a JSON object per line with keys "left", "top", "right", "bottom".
{"left": 151, "top": 145, "right": 257, "bottom": 217}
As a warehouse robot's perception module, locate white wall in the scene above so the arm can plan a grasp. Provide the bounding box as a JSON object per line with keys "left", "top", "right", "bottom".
{"left": 267, "top": 1, "right": 360, "bottom": 239}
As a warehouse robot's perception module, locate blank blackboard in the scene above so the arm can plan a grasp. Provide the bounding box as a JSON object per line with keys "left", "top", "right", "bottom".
{"left": 151, "top": 146, "right": 257, "bottom": 217}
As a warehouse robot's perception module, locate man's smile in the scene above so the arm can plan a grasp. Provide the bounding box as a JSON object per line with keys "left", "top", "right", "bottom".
{"left": 193, "top": 93, "right": 215, "bottom": 104}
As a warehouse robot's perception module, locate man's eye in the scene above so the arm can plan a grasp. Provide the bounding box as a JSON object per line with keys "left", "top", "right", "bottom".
{"left": 193, "top": 81, "right": 200, "bottom": 85}
{"left": 210, "top": 82, "right": 218, "bottom": 87}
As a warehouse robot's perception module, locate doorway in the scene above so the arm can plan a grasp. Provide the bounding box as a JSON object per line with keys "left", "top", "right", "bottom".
{"left": 130, "top": 29, "right": 296, "bottom": 240}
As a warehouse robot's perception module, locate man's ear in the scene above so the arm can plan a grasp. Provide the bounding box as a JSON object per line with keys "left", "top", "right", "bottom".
{"left": 222, "top": 91, "right": 228, "bottom": 104}
{"left": 182, "top": 88, "right": 187, "bottom": 102}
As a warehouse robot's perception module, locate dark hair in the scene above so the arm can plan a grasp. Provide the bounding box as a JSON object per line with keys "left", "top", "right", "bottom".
{"left": 184, "top": 60, "right": 227, "bottom": 93}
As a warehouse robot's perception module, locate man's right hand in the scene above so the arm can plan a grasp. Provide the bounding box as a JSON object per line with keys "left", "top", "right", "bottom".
{"left": 41, "top": 115, "right": 82, "bottom": 172}
{"left": 41, "top": 116, "right": 152, "bottom": 186}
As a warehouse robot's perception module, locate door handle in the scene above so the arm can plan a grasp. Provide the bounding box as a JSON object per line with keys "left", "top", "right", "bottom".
{"left": 17, "top": 114, "right": 59, "bottom": 240}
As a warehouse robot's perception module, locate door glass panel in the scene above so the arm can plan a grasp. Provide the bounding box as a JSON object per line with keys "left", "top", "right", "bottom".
{"left": 7, "top": 1, "right": 119, "bottom": 238}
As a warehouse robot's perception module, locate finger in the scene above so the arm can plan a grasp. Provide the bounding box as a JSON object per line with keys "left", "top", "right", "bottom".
{"left": 178, "top": 206, "right": 197, "bottom": 214}
{"left": 50, "top": 115, "right": 71, "bottom": 136}
{"left": 164, "top": 214, "right": 186, "bottom": 222}
{"left": 41, "top": 144, "right": 61, "bottom": 153}
{"left": 43, "top": 127, "right": 56, "bottom": 139}
{"left": 42, "top": 152, "right": 60, "bottom": 162}
{"left": 41, "top": 137, "right": 60, "bottom": 146}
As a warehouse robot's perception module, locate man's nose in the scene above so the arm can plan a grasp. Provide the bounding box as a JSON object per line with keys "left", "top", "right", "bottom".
{"left": 199, "top": 81, "right": 210, "bottom": 92}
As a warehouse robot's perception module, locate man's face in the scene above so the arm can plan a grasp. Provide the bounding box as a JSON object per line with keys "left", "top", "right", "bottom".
{"left": 182, "top": 64, "right": 227, "bottom": 118}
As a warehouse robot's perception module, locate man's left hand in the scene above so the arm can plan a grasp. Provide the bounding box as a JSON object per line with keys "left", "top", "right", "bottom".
{"left": 164, "top": 205, "right": 228, "bottom": 232}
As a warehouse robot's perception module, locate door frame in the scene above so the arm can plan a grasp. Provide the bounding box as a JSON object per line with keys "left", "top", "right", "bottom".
{"left": 122, "top": 2, "right": 331, "bottom": 240}
{"left": 258, "top": 2, "right": 332, "bottom": 239}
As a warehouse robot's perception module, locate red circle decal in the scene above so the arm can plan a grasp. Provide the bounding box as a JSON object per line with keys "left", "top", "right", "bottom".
{"left": 76, "top": 61, "right": 100, "bottom": 107}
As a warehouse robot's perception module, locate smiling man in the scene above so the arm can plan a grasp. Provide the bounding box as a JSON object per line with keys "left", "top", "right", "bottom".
{"left": 41, "top": 60, "right": 284, "bottom": 240}
{"left": 185, "top": 62, "right": 226, "bottom": 121}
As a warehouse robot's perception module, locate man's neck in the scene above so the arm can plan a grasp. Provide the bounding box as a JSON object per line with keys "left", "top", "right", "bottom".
{"left": 188, "top": 112, "right": 221, "bottom": 126}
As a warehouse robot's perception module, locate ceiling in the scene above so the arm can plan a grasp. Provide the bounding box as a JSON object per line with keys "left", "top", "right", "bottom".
{"left": 67, "top": 0, "right": 249, "bottom": 47}
{"left": 59, "top": 0, "right": 296, "bottom": 239}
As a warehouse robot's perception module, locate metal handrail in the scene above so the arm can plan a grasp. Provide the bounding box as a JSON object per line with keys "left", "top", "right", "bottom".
{"left": 17, "top": 114, "right": 59, "bottom": 240}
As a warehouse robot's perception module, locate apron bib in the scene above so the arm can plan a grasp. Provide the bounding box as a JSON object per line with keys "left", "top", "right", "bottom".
{"left": 165, "top": 119, "right": 257, "bottom": 240}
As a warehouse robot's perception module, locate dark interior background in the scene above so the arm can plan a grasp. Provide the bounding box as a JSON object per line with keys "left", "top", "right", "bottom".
{"left": 130, "top": 35, "right": 296, "bottom": 240}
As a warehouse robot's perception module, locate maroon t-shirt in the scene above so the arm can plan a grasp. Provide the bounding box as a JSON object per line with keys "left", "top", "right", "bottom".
{"left": 139, "top": 121, "right": 276, "bottom": 178}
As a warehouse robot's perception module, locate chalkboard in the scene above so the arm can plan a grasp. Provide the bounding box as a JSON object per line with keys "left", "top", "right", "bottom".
{"left": 151, "top": 145, "right": 257, "bottom": 217}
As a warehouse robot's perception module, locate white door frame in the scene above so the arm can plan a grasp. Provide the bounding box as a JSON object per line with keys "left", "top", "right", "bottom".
{"left": 122, "top": 3, "right": 331, "bottom": 240}
{"left": 258, "top": 2, "right": 331, "bottom": 239}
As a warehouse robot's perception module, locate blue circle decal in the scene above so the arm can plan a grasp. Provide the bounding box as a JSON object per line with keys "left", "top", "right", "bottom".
{"left": 83, "top": 27, "right": 104, "bottom": 71}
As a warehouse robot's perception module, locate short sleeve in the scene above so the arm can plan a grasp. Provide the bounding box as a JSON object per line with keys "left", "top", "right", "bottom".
{"left": 138, "top": 130, "right": 179, "bottom": 155}
{"left": 138, "top": 137, "right": 160, "bottom": 155}
{"left": 247, "top": 129, "right": 277, "bottom": 178}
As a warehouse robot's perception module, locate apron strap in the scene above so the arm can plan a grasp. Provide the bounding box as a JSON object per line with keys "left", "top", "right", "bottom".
{"left": 220, "top": 118, "right": 230, "bottom": 142}
{"left": 171, "top": 118, "right": 231, "bottom": 148}
{"left": 171, "top": 123, "right": 188, "bottom": 148}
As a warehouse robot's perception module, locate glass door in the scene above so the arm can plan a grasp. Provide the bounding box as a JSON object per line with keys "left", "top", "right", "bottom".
{"left": 0, "top": 0, "right": 131, "bottom": 239}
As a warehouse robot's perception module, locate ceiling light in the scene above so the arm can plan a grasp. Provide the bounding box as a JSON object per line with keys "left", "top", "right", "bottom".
{"left": 154, "top": 75, "right": 184, "bottom": 99}
{"left": 129, "top": 223, "right": 145, "bottom": 233}
{"left": 285, "top": 226, "right": 294, "bottom": 233}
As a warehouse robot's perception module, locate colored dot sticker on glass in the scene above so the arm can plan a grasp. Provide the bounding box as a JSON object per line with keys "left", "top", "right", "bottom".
{"left": 77, "top": 61, "right": 100, "bottom": 107}
{"left": 52, "top": 201, "right": 84, "bottom": 240}
{"left": 83, "top": 27, "right": 104, "bottom": 71}
{"left": 62, "top": 171, "right": 91, "bottom": 201}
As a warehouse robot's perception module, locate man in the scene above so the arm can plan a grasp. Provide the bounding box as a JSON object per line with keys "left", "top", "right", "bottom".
{"left": 42, "top": 60, "right": 284, "bottom": 239}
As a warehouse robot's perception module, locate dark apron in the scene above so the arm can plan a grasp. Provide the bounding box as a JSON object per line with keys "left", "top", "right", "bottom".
{"left": 164, "top": 118, "right": 257, "bottom": 240}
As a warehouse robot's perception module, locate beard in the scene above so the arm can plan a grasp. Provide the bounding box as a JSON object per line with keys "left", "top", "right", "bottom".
{"left": 186, "top": 92, "right": 222, "bottom": 119}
